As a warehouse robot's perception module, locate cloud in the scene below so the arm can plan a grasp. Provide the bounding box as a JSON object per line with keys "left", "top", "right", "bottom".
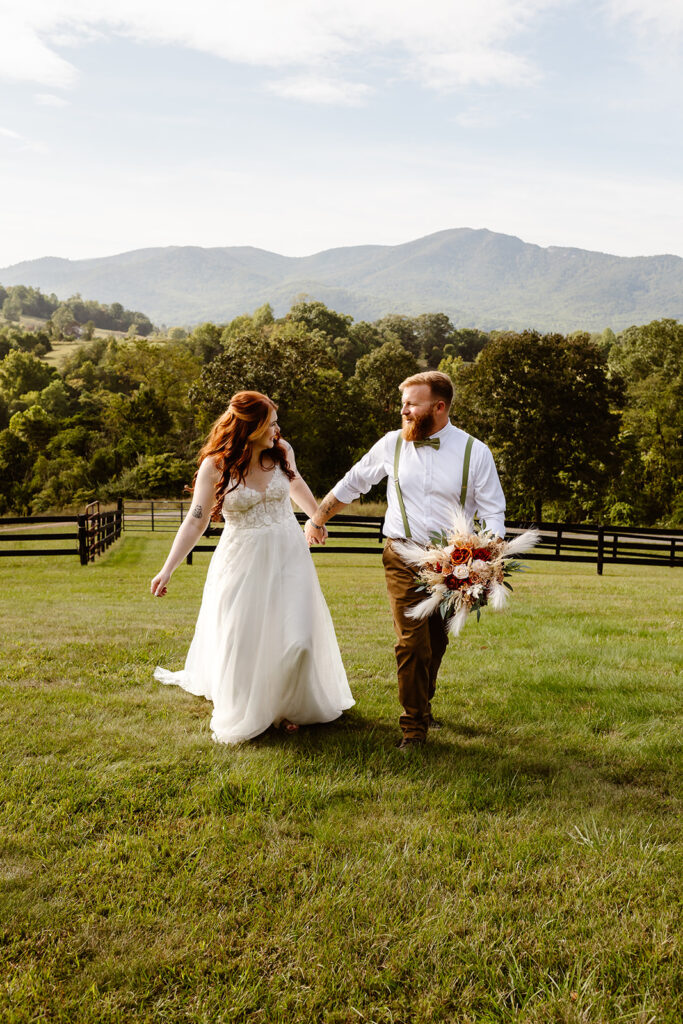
{"left": 0, "top": 10, "right": 78, "bottom": 88}
{"left": 418, "top": 47, "right": 539, "bottom": 90}
{"left": 0, "top": 0, "right": 563, "bottom": 100}
{"left": 0, "top": 124, "right": 46, "bottom": 154}
{"left": 606, "top": 0, "right": 683, "bottom": 40}
{"left": 266, "top": 75, "right": 371, "bottom": 106}
{"left": 35, "top": 92, "right": 70, "bottom": 106}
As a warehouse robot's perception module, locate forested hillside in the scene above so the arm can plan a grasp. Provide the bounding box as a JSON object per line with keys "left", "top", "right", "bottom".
{"left": 2, "top": 228, "right": 682, "bottom": 331}
{"left": 0, "top": 300, "right": 680, "bottom": 526}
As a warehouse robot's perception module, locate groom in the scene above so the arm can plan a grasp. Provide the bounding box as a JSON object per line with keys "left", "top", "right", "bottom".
{"left": 304, "top": 371, "right": 506, "bottom": 751}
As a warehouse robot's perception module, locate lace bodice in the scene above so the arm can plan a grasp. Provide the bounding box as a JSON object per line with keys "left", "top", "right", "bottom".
{"left": 221, "top": 468, "right": 294, "bottom": 530}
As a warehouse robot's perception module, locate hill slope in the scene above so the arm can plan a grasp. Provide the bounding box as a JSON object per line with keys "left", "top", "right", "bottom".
{"left": 2, "top": 228, "right": 681, "bottom": 330}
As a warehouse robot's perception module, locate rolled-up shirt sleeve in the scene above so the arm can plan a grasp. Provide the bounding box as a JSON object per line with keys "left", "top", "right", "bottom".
{"left": 473, "top": 443, "right": 506, "bottom": 537}
{"left": 332, "top": 436, "right": 390, "bottom": 504}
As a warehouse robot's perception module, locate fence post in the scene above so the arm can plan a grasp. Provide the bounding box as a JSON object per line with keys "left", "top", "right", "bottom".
{"left": 555, "top": 527, "right": 562, "bottom": 559}
{"left": 671, "top": 538, "right": 677, "bottom": 568}
{"left": 77, "top": 514, "right": 88, "bottom": 565}
{"left": 116, "top": 498, "right": 123, "bottom": 539}
{"left": 597, "top": 526, "right": 604, "bottom": 575}
{"left": 151, "top": 500, "right": 155, "bottom": 532}
{"left": 180, "top": 501, "right": 184, "bottom": 525}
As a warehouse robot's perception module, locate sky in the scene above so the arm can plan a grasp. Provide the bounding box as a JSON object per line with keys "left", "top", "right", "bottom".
{"left": 0, "top": 0, "right": 682, "bottom": 267}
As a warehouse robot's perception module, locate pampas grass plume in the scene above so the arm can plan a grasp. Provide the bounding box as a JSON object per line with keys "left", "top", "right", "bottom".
{"left": 392, "top": 540, "right": 427, "bottom": 567}
{"left": 407, "top": 590, "right": 445, "bottom": 621}
{"left": 447, "top": 606, "right": 469, "bottom": 637}
{"left": 504, "top": 529, "right": 540, "bottom": 556}
{"left": 488, "top": 581, "right": 509, "bottom": 610}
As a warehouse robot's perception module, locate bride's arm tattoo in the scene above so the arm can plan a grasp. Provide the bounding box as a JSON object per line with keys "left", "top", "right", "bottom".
{"left": 191, "top": 504, "right": 203, "bottom": 518}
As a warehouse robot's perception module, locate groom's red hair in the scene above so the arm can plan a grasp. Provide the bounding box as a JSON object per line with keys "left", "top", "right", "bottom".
{"left": 193, "top": 391, "right": 294, "bottom": 519}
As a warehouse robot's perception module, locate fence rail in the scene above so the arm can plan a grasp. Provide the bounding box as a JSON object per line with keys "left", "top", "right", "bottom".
{"left": 172, "top": 507, "right": 683, "bottom": 575}
{"left": 4, "top": 498, "right": 678, "bottom": 572}
{"left": 123, "top": 499, "right": 193, "bottom": 532}
{"left": 0, "top": 499, "right": 123, "bottom": 563}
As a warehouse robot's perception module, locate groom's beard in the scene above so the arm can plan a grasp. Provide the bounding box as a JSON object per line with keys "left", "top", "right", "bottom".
{"left": 402, "top": 409, "right": 436, "bottom": 442}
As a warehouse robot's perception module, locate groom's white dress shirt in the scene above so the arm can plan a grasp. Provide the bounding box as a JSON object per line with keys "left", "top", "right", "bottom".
{"left": 332, "top": 422, "right": 506, "bottom": 544}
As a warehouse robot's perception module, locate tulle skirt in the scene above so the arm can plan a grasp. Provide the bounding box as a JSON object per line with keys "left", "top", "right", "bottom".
{"left": 154, "top": 515, "right": 354, "bottom": 744}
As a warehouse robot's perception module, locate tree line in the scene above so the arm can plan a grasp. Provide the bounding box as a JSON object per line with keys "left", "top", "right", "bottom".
{"left": 0, "top": 284, "right": 153, "bottom": 337}
{"left": 0, "top": 300, "right": 680, "bottom": 527}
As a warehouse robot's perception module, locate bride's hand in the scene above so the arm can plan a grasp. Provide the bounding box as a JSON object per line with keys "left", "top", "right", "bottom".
{"left": 151, "top": 570, "right": 171, "bottom": 596}
{"left": 305, "top": 520, "right": 327, "bottom": 546}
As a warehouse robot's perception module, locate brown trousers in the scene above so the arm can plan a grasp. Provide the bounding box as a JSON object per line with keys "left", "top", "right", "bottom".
{"left": 382, "top": 539, "right": 449, "bottom": 740}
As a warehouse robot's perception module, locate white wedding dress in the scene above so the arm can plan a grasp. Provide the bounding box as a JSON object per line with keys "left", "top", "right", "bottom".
{"left": 154, "top": 467, "right": 354, "bottom": 744}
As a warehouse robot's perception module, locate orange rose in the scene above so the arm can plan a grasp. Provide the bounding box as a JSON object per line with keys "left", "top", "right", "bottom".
{"left": 450, "top": 546, "right": 472, "bottom": 566}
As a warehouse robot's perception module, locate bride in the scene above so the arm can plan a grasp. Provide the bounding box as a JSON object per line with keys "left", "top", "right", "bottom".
{"left": 150, "top": 390, "right": 354, "bottom": 744}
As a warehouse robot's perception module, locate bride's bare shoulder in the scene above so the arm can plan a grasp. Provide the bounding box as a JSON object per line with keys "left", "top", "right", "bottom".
{"left": 197, "top": 456, "right": 222, "bottom": 482}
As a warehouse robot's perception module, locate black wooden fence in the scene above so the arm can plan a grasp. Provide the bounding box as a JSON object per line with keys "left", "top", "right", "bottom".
{"left": 4, "top": 497, "right": 679, "bottom": 573}
{"left": 0, "top": 499, "right": 123, "bottom": 563}
{"left": 179, "top": 510, "right": 683, "bottom": 575}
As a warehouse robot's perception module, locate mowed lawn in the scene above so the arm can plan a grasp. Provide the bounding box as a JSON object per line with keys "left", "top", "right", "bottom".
{"left": 0, "top": 534, "right": 681, "bottom": 1024}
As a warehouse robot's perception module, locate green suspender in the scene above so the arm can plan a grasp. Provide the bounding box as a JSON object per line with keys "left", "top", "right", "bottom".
{"left": 393, "top": 435, "right": 412, "bottom": 539}
{"left": 393, "top": 432, "right": 475, "bottom": 541}
{"left": 460, "top": 434, "right": 474, "bottom": 509}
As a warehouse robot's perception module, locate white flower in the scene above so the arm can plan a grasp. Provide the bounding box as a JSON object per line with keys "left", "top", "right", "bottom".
{"left": 467, "top": 583, "right": 484, "bottom": 599}
{"left": 471, "top": 559, "right": 488, "bottom": 572}
{"left": 454, "top": 564, "right": 469, "bottom": 579}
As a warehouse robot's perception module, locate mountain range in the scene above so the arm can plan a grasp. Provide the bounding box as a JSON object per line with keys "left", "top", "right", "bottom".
{"left": 1, "top": 228, "right": 681, "bottom": 332}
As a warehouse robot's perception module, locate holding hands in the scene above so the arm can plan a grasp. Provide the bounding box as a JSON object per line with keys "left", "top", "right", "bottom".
{"left": 305, "top": 519, "right": 328, "bottom": 546}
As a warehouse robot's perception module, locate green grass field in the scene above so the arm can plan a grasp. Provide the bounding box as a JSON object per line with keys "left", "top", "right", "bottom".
{"left": 1, "top": 535, "right": 681, "bottom": 1023}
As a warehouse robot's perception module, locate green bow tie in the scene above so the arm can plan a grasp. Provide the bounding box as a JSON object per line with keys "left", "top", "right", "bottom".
{"left": 414, "top": 438, "right": 440, "bottom": 450}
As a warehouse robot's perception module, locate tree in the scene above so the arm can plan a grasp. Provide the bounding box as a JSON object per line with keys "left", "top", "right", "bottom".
{"left": 51, "top": 304, "right": 80, "bottom": 337}
{"left": 448, "top": 331, "right": 622, "bottom": 522}
{"left": 0, "top": 326, "right": 51, "bottom": 358}
{"left": 414, "top": 313, "right": 455, "bottom": 367}
{"left": 36, "top": 379, "right": 72, "bottom": 418}
{"left": 188, "top": 322, "right": 223, "bottom": 363}
{"left": 191, "top": 319, "right": 357, "bottom": 494}
{"left": 113, "top": 453, "right": 194, "bottom": 498}
{"left": 329, "top": 321, "right": 382, "bottom": 378}
{"left": 0, "top": 350, "right": 55, "bottom": 411}
{"left": 8, "top": 405, "right": 54, "bottom": 447}
{"left": 374, "top": 315, "right": 421, "bottom": 358}
{"left": 608, "top": 319, "right": 683, "bottom": 524}
{"left": 444, "top": 328, "right": 490, "bottom": 363}
{"left": 350, "top": 340, "right": 419, "bottom": 439}
{"left": 2, "top": 294, "right": 23, "bottom": 322}
{"left": 0, "top": 428, "right": 31, "bottom": 512}
{"left": 286, "top": 299, "right": 352, "bottom": 340}
{"left": 193, "top": 320, "right": 336, "bottom": 425}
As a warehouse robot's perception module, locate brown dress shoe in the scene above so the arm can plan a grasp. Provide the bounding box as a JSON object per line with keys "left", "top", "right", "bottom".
{"left": 398, "top": 736, "right": 426, "bottom": 753}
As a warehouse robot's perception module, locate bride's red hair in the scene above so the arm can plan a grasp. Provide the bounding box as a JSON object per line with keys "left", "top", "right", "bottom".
{"left": 194, "top": 391, "right": 295, "bottom": 519}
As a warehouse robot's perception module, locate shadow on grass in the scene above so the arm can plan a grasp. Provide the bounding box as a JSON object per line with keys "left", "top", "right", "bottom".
{"left": 233, "top": 704, "right": 666, "bottom": 814}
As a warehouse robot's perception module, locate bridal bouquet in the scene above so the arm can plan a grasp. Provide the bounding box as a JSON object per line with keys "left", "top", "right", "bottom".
{"left": 393, "top": 512, "right": 539, "bottom": 638}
